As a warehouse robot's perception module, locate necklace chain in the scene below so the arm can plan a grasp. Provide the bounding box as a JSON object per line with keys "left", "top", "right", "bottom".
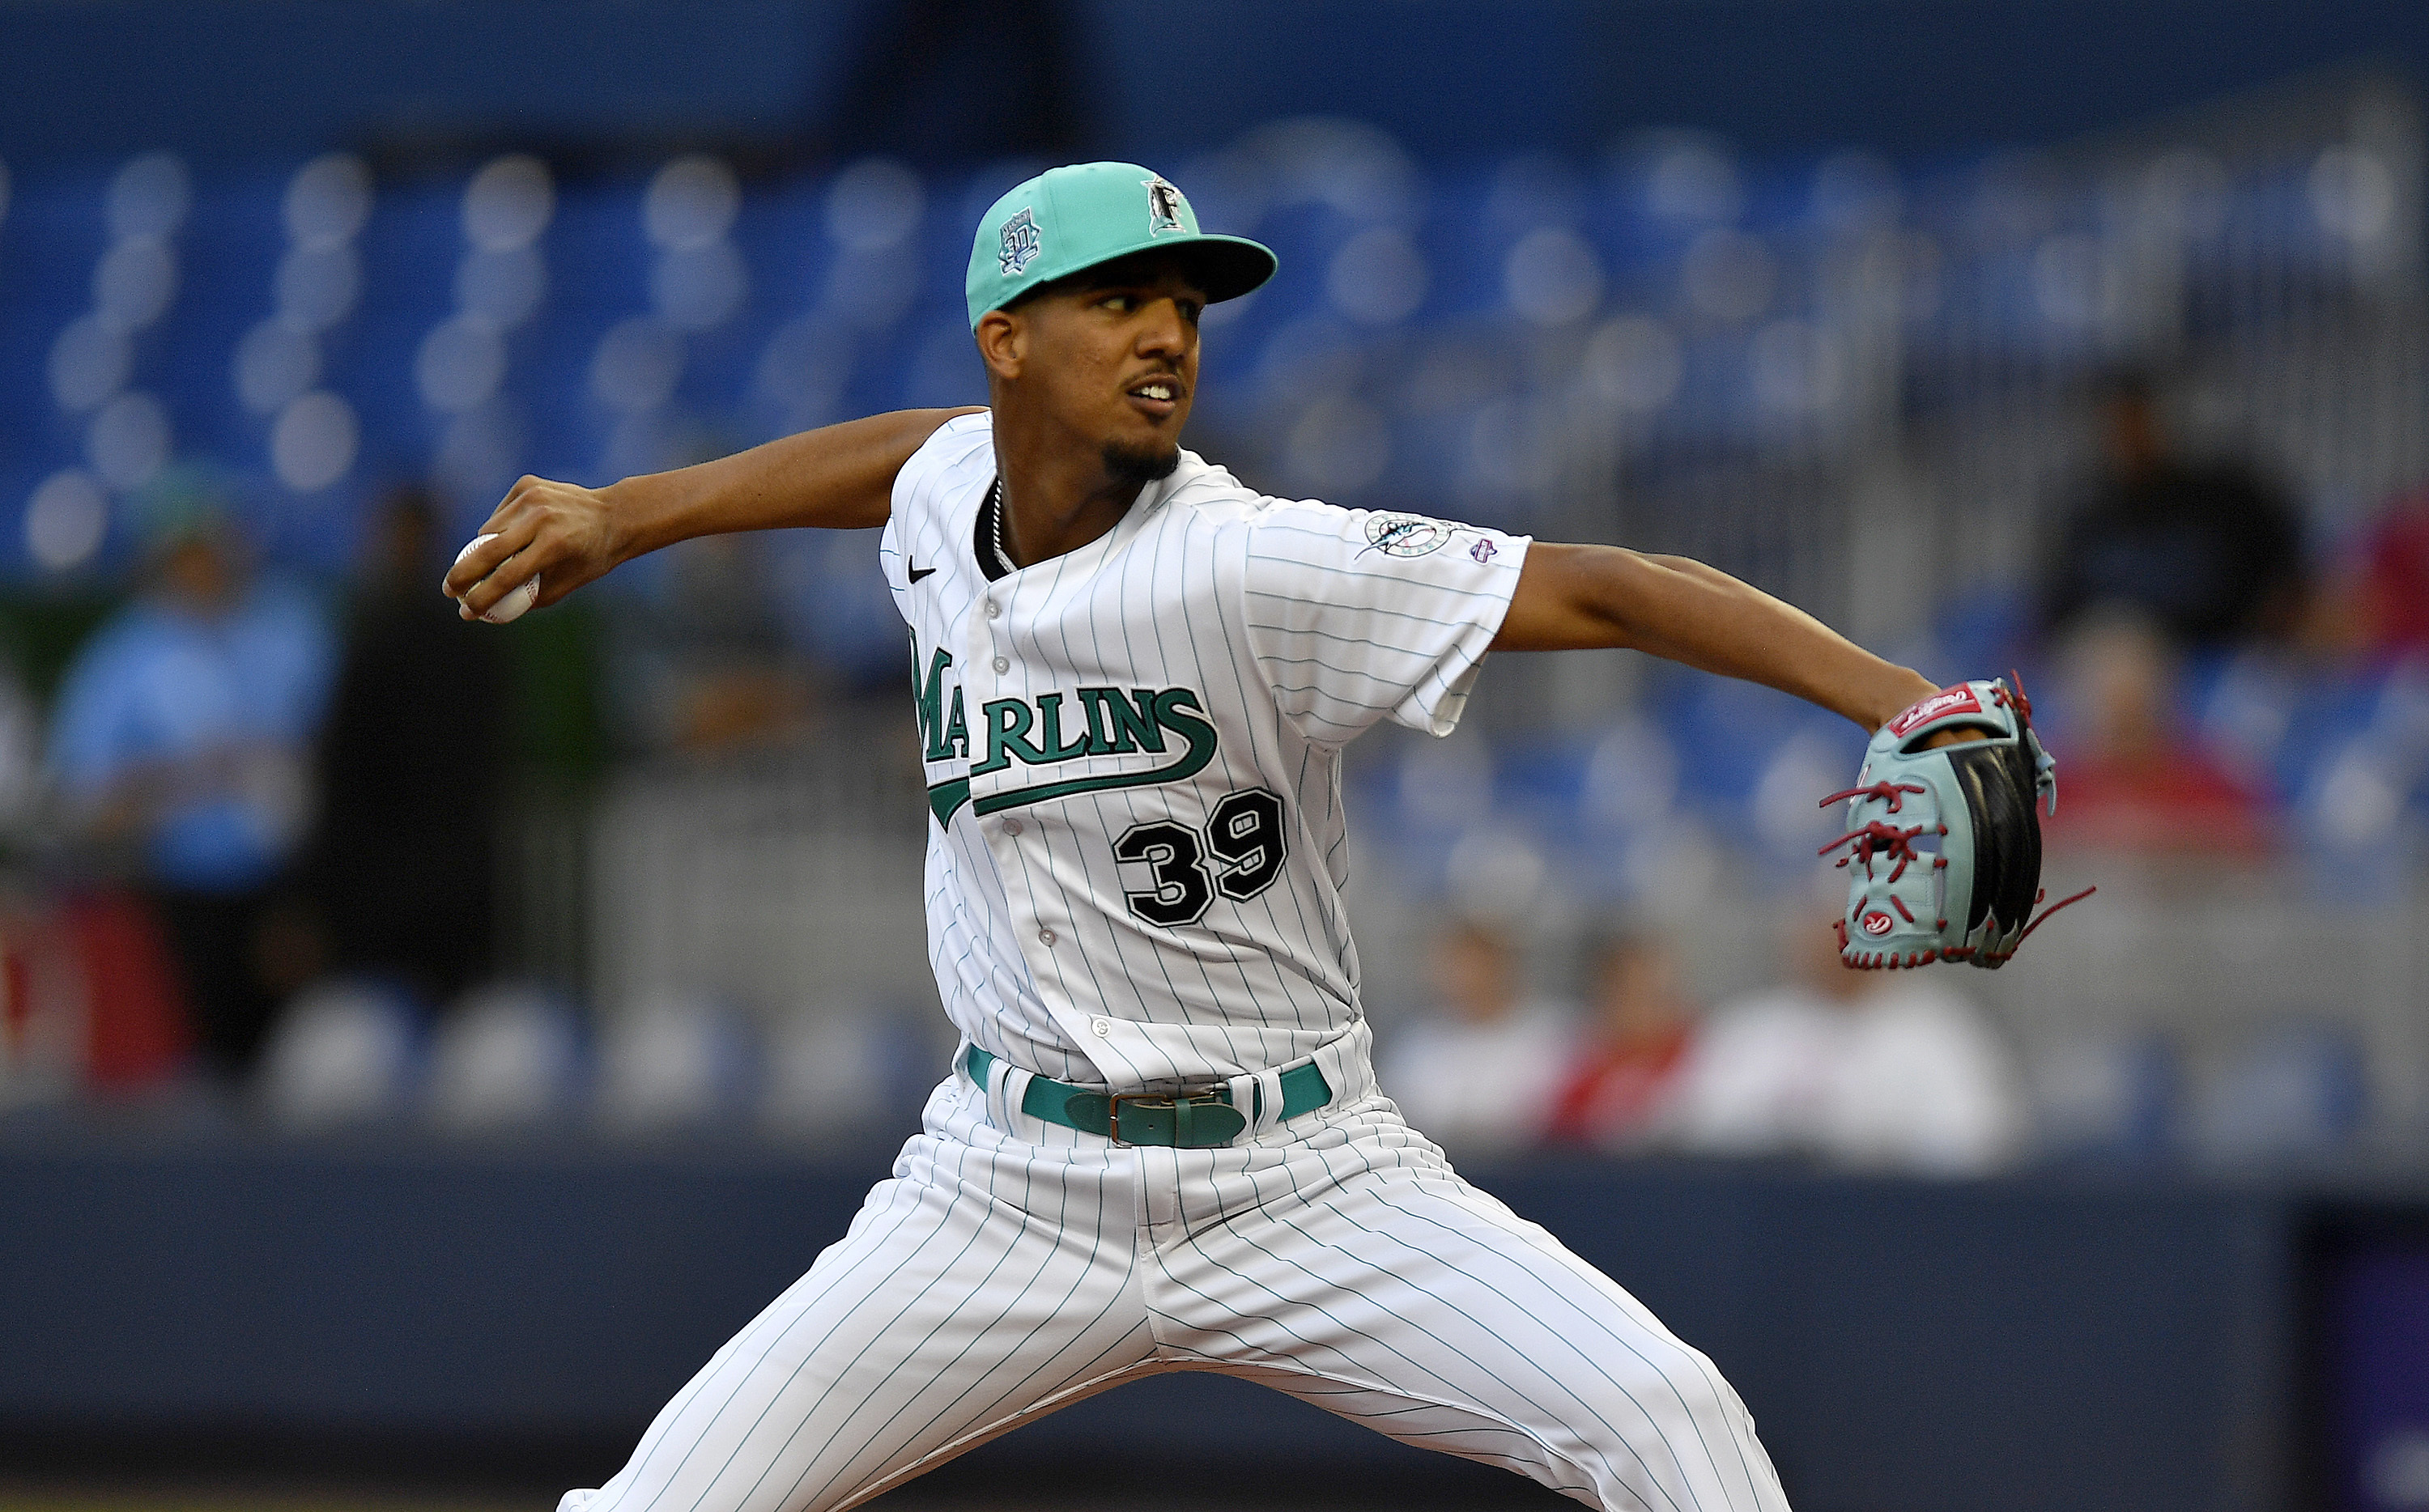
{"left": 989, "top": 479, "right": 1015, "bottom": 574}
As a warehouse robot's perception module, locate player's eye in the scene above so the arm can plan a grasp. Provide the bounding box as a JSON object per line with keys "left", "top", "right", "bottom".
{"left": 1100, "top": 293, "right": 1135, "bottom": 312}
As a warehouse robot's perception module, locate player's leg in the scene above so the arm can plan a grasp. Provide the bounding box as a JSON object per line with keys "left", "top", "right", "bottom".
{"left": 1150, "top": 1118, "right": 1789, "bottom": 1512}
{"left": 564, "top": 1081, "right": 1159, "bottom": 1512}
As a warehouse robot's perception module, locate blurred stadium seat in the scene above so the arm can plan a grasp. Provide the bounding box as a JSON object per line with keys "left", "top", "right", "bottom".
{"left": 423, "top": 983, "right": 585, "bottom": 1133}
{"left": 255, "top": 977, "right": 423, "bottom": 1130}
{"left": 0, "top": 101, "right": 2403, "bottom": 593}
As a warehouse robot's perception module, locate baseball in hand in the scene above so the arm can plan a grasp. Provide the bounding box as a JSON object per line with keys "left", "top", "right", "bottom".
{"left": 452, "top": 534, "right": 539, "bottom": 624}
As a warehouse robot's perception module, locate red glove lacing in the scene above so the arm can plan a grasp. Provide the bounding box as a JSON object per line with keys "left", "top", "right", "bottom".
{"left": 1818, "top": 818, "right": 1942, "bottom": 883}
{"left": 1818, "top": 779, "right": 1926, "bottom": 813}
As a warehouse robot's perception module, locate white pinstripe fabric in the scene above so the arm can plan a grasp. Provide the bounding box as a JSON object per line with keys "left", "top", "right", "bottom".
{"left": 879, "top": 413, "right": 1525, "bottom": 1093}
{"left": 565, "top": 1059, "right": 1787, "bottom": 1512}
{"left": 564, "top": 412, "right": 1789, "bottom": 1512}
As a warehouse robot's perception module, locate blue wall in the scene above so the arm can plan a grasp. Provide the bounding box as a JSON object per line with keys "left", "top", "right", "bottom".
{"left": 0, "top": 1, "right": 860, "bottom": 165}
{"left": 1100, "top": 0, "right": 2429, "bottom": 159}
{"left": 0, "top": 1140, "right": 2325, "bottom": 1512}
{"left": 2, "top": 2, "right": 2428, "bottom": 168}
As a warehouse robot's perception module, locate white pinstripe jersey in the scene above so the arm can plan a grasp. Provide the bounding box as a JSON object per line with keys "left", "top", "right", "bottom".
{"left": 878, "top": 412, "right": 1529, "bottom": 1093}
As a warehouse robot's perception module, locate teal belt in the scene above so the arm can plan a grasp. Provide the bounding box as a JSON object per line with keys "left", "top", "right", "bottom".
{"left": 963, "top": 1045, "right": 1333, "bottom": 1147}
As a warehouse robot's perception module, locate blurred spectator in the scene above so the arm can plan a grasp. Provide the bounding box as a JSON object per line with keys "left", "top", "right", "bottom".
{"left": 0, "top": 657, "right": 46, "bottom": 847}
{"left": 312, "top": 487, "right": 510, "bottom": 1004}
{"left": 1542, "top": 932, "right": 1695, "bottom": 1151}
{"left": 2040, "top": 372, "right": 2304, "bottom": 652}
{"left": 46, "top": 468, "right": 335, "bottom": 1081}
{"left": 56, "top": 890, "right": 193, "bottom": 1091}
{"left": 2041, "top": 612, "right": 2274, "bottom": 856}
{"left": 0, "top": 888, "right": 107, "bottom": 1106}
{"left": 609, "top": 535, "right": 812, "bottom": 756}
{"left": 2321, "top": 483, "right": 2429, "bottom": 664}
{"left": 1671, "top": 903, "right": 2023, "bottom": 1175}
{"left": 1380, "top": 919, "right": 1575, "bottom": 1153}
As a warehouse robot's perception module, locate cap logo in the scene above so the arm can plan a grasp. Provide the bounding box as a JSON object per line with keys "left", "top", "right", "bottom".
{"left": 998, "top": 206, "right": 1041, "bottom": 277}
{"left": 1145, "top": 177, "right": 1185, "bottom": 235}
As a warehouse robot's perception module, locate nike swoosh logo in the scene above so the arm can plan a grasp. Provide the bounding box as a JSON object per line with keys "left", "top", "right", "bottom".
{"left": 908, "top": 562, "right": 937, "bottom": 584}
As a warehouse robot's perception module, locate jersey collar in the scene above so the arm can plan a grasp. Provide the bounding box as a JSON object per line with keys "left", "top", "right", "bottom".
{"left": 972, "top": 463, "right": 1190, "bottom": 584}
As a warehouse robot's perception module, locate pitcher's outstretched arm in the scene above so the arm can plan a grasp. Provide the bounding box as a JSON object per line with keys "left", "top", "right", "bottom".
{"left": 445, "top": 406, "right": 984, "bottom": 619}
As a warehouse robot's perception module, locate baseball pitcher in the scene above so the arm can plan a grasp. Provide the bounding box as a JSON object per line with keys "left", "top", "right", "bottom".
{"left": 448, "top": 162, "right": 2062, "bottom": 1512}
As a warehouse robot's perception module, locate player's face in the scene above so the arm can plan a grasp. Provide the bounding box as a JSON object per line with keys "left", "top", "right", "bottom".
{"left": 1023, "top": 261, "right": 1206, "bottom": 478}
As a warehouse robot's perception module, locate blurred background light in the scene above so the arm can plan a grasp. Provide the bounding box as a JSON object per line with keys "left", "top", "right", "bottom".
{"left": 462, "top": 153, "right": 554, "bottom": 253}
{"left": 1326, "top": 226, "right": 1428, "bottom": 325}
{"left": 86, "top": 389, "right": 169, "bottom": 490}
{"left": 270, "top": 389, "right": 358, "bottom": 492}
{"left": 104, "top": 150, "right": 189, "bottom": 240}
{"left": 24, "top": 467, "right": 109, "bottom": 572}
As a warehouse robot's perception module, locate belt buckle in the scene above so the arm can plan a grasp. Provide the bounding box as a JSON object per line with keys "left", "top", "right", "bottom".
{"left": 1106, "top": 1092, "right": 1167, "bottom": 1145}
{"left": 1107, "top": 1086, "right": 1224, "bottom": 1146}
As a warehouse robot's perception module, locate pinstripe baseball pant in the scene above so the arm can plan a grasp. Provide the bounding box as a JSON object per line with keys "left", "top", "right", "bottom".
{"left": 562, "top": 1037, "right": 1789, "bottom": 1512}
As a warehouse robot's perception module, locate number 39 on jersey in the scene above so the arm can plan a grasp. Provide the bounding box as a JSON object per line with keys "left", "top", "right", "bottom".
{"left": 1114, "top": 788, "right": 1287, "bottom": 926}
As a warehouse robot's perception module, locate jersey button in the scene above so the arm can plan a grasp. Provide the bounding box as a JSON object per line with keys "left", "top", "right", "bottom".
{"left": 1002, "top": 818, "right": 1023, "bottom": 836}
{"left": 985, "top": 601, "right": 1000, "bottom": 619}
{"left": 1091, "top": 1017, "right": 1110, "bottom": 1037}
{"left": 992, "top": 656, "right": 1010, "bottom": 673}
{"left": 1039, "top": 928, "right": 1057, "bottom": 945}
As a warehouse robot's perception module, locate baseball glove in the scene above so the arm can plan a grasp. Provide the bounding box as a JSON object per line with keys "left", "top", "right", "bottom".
{"left": 1820, "top": 676, "right": 2092, "bottom": 970}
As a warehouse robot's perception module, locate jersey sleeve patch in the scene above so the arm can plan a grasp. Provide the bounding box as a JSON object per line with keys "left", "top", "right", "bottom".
{"left": 1240, "top": 501, "right": 1528, "bottom": 745}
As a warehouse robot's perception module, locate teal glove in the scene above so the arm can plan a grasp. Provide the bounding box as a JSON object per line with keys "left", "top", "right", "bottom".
{"left": 1822, "top": 677, "right": 2089, "bottom": 970}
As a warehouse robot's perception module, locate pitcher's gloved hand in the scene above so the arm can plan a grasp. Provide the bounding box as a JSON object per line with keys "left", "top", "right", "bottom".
{"left": 1821, "top": 677, "right": 2092, "bottom": 970}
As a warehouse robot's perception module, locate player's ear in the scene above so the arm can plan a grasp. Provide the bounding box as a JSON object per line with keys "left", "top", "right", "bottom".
{"left": 974, "top": 310, "right": 1024, "bottom": 381}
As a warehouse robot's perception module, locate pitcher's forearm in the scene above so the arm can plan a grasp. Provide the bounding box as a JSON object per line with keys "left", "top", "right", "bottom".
{"left": 446, "top": 407, "right": 982, "bottom": 615}
{"left": 1495, "top": 543, "right": 1937, "bottom": 731}
{"left": 603, "top": 407, "right": 985, "bottom": 564}
{"left": 1628, "top": 553, "right": 1935, "bottom": 730}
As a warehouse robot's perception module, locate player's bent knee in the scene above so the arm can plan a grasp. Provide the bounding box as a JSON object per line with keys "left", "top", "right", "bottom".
{"left": 1561, "top": 1357, "right": 1763, "bottom": 1484}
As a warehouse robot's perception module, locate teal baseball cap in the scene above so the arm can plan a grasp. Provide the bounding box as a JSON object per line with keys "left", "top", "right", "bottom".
{"left": 965, "top": 162, "right": 1277, "bottom": 329}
